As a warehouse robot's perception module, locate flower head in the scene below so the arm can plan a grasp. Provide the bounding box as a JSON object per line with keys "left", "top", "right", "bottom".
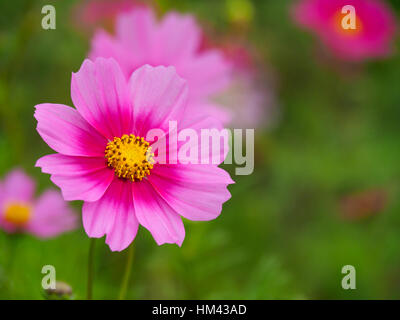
{"left": 0, "top": 169, "right": 77, "bottom": 237}
{"left": 292, "top": 0, "right": 397, "bottom": 61}
{"left": 89, "top": 7, "right": 232, "bottom": 116}
{"left": 35, "top": 58, "right": 234, "bottom": 251}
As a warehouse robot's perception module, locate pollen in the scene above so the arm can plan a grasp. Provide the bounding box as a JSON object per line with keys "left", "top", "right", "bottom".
{"left": 105, "top": 134, "right": 155, "bottom": 181}
{"left": 4, "top": 203, "right": 32, "bottom": 226}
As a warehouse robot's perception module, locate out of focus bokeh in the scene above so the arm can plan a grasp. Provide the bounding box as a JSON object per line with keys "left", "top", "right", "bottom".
{"left": 1, "top": 0, "right": 400, "bottom": 299}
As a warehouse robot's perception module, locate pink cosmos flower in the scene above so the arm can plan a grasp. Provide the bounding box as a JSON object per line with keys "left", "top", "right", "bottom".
{"left": 0, "top": 169, "right": 77, "bottom": 237}
{"left": 89, "top": 7, "right": 232, "bottom": 118}
{"left": 292, "top": 0, "right": 397, "bottom": 61}
{"left": 35, "top": 58, "right": 234, "bottom": 252}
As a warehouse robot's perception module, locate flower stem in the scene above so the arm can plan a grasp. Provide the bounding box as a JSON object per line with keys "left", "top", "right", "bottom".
{"left": 87, "top": 238, "right": 96, "bottom": 300}
{"left": 118, "top": 243, "right": 135, "bottom": 300}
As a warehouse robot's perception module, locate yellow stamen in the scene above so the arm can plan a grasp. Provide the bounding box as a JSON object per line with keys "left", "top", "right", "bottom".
{"left": 105, "top": 134, "right": 155, "bottom": 181}
{"left": 4, "top": 203, "right": 31, "bottom": 225}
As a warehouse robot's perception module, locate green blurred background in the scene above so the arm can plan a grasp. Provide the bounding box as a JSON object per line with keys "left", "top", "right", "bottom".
{"left": 1, "top": 0, "right": 400, "bottom": 299}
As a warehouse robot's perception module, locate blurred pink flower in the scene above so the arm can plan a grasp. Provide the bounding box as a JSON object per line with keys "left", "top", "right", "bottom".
{"left": 292, "top": 0, "right": 397, "bottom": 61}
{"left": 213, "top": 44, "right": 276, "bottom": 129}
{"left": 0, "top": 169, "right": 77, "bottom": 238}
{"left": 89, "top": 7, "right": 232, "bottom": 121}
{"left": 35, "top": 58, "right": 233, "bottom": 252}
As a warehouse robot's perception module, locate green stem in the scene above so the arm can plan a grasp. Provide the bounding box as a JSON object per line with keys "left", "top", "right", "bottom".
{"left": 118, "top": 243, "right": 135, "bottom": 300}
{"left": 87, "top": 238, "right": 96, "bottom": 300}
{"left": 7, "top": 234, "right": 21, "bottom": 272}
{"left": 2, "top": 234, "right": 22, "bottom": 294}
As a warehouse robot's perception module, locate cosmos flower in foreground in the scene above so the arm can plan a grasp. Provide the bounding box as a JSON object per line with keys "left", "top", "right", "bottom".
{"left": 0, "top": 169, "right": 77, "bottom": 237}
{"left": 89, "top": 7, "right": 232, "bottom": 120}
{"left": 292, "top": 0, "right": 396, "bottom": 61}
{"left": 35, "top": 58, "right": 234, "bottom": 251}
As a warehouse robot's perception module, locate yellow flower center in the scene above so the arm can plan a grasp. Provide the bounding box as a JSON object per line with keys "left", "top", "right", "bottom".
{"left": 4, "top": 202, "right": 32, "bottom": 225}
{"left": 105, "top": 134, "right": 155, "bottom": 181}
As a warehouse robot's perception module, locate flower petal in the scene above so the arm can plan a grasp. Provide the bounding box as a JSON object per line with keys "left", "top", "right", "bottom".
{"left": 192, "top": 102, "right": 233, "bottom": 126}
{"left": 36, "top": 154, "right": 107, "bottom": 176}
{"left": 133, "top": 179, "right": 185, "bottom": 246}
{"left": 36, "top": 154, "right": 114, "bottom": 202}
{"left": 155, "top": 112, "right": 229, "bottom": 166}
{"left": 89, "top": 30, "right": 134, "bottom": 79}
{"left": 180, "top": 51, "right": 232, "bottom": 102}
{"left": 0, "top": 181, "right": 4, "bottom": 208}
{"left": 27, "top": 190, "right": 77, "bottom": 238}
{"left": 149, "top": 164, "right": 234, "bottom": 221}
{"left": 71, "top": 58, "right": 132, "bottom": 139}
{"left": 116, "top": 8, "right": 157, "bottom": 66}
{"left": 35, "top": 103, "right": 107, "bottom": 157}
{"left": 83, "top": 178, "right": 138, "bottom": 251}
{"left": 128, "top": 65, "right": 188, "bottom": 136}
{"left": 156, "top": 12, "right": 201, "bottom": 63}
{"left": 3, "top": 169, "right": 35, "bottom": 203}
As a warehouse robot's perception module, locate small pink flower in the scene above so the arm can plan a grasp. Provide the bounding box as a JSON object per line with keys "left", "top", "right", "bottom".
{"left": 89, "top": 7, "right": 231, "bottom": 110}
{"left": 0, "top": 169, "right": 77, "bottom": 238}
{"left": 35, "top": 58, "right": 234, "bottom": 252}
{"left": 292, "top": 0, "right": 397, "bottom": 61}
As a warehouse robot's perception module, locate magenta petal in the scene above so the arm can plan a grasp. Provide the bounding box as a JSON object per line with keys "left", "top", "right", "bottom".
{"left": 133, "top": 179, "right": 185, "bottom": 246}
{"left": 36, "top": 154, "right": 113, "bottom": 202}
{"left": 173, "top": 113, "right": 229, "bottom": 165}
{"left": 3, "top": 169, "right": 35, "bottom": 203}
{"left": 71, "top": 58, "right": 132, "bottom": 139}
{"left": 128, "top": 65, "right": 188, "bottom": 135}
{"left": 149, "top": 164, "right": 234, "bottom": 221}
{"left": 49, "top": 170, "right": 114, "bottom": 202}
{"left": 83, "top": 178, "right": 138, "bottom": 251}
{"left": 36, "top": 154, "right": 107, "bottom": 176}
{"left": 27, "top": 190, "right": 77, "bottom": 238}
{"left": 35, "top": 103, "right": 107, "bottom": 157}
